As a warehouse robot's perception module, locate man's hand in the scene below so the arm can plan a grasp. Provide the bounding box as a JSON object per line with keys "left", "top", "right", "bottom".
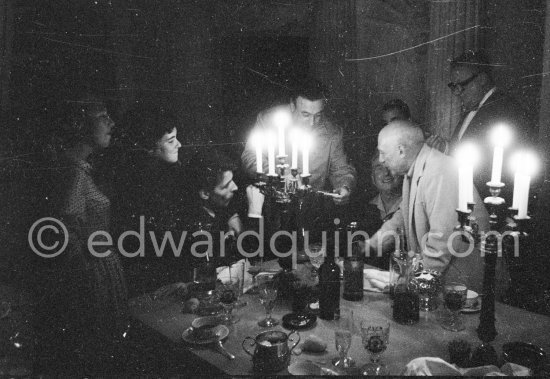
{"left": 247, "top": 184, "right": 265, "bottom": 217}
{"left": 332, "top": 186, "right": 350, "bottom": 205}
{"left": 426, "top": 134, "right": 449, "bottom": 154}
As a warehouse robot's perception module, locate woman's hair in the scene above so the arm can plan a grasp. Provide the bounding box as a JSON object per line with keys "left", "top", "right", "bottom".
{"left": 126, "top": 106, "right": 178, "bottom": 150}
{"left": 58, "top": 95, "right": 106, "bottom": 147}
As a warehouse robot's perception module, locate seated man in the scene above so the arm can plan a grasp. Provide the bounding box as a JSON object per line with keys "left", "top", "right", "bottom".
{"left": 155, "top": 150, "right": 265, "bottom": 298}
{"left": 364, "top": 120, "right": 489, "bottom": 291}
{"left": 364, "top": 152, "right": 402, "bottom": 269}
{"left": 241, "top": 78, "right": 356, "bottom": 205}
{"left": 184, "top": 149, "right": 266, "bottom": 270}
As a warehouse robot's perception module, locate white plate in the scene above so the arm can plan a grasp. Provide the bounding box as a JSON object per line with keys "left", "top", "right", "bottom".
{"left": 288, "top": 361, "right": 340, "bottom": 376}
{"left": 182, "top": 324, "right": 229, "bottom": 345}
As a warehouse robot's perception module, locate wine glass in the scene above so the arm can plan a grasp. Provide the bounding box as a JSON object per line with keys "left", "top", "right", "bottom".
{"left": 332, "top": 308, "right": 355, "bottom": 368}
{"left": 440, "top": 282, "right": 467, "bottom": 331}
{"left": 257, "top": 274, "right": 279, "bottom": 327}
{"left": 218, "top": 277, "right": 240, "bottom": 324}
{"left": 246, "top": 256, "right": 264, "bottom": 295}
{"left": 306, "top": 242, "right": 325, "bottom": 277}
{"left": 360, "top": 318, "right": 390, "bottom": 376}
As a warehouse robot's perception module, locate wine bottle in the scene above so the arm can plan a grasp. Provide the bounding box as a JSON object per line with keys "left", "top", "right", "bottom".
{"left": 392, "top": 229, "right": 420, "bottom": 325}
{"left": 319, "top": 238, "right": 341, "bottom": 320}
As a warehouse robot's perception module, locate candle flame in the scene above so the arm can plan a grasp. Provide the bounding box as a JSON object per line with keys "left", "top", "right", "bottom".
{"left": 510, "top": 151, "right": 538, "bottom": 176}
{"left": 300, "top": 133, "right": 312, "bottom": 150}
{"left": 290, "top": 128, "right": 301, "bottom": 140}
{"left": 272, "top": 109, "right": 292, "bottom": 129}
{"left": 250, "top": 130, "right": 264, "bottom": 148}
{"left": 455, "top": 142, "right": 479, "bottom": 167}
{"left": 490, "top": 124, "right": 512, "bottom": 147}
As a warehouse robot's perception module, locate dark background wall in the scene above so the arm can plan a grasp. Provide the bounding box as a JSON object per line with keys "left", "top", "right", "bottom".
{"left": 0, "top": 0, "right": 548, "bottom": 281}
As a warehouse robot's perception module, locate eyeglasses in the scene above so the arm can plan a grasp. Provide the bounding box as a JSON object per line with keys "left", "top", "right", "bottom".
{"left": 447, "top": 73, "right": 479, "bottom": 93}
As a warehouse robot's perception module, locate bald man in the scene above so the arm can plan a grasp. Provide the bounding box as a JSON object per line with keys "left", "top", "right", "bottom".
{"left": 366, "top": 120, "right": 490, "bottom": 291}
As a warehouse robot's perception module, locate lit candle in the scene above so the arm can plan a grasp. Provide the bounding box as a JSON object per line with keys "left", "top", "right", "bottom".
{"left": 301, "top": 134, "right": 312, "bottom": 176}
{"left": 517, "top": 174, "right": 531, "bottom": 219}
{"left": 458, "top": 165, "right": 468, "bottom": 211}
{"left": 466, "top": 164, "right": 474, "bottom": 204}
{"left": 278, "top": 124, "right": 286, "bottom": 157}
{"left": 267, "top": 131, "right": 276, "bottom": 175}
{"left": 455, "top": 143, "right": 479, "bottom": 212}
{"left": 250, "top": 131, "right": 263, "bottom": 174}
{"left": 510, "top": 151, "right": 537, "bottom": 219}
{"left": 490, "top": 145, "right": 504, "bottom": 184}
{"left": 512, "top": 172, "right": 520, "bottom": 209}
{"left": 273, "top": 109, "right": 291, "bottom": 157}
{"left": 489, "top": 125, "right": 512, "bottom": 185}
{"left": 290, "top": 129, "right": 299, "bottom": 169}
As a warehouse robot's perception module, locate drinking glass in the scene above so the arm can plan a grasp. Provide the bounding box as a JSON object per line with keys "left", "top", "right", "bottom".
{"left": 440, "top": 282, "right": 467, "bottom": 331}
{"left": 218, "top": 277, "right": 240, "bottom": 324}
{"left": 361, "top": 318, "right": 390, "bottom": 376}
{"left": 231, "top": 260, "right": 248, "bottom": 309}
{"left": 411, "top": 269, "right": 442, "bottom": 311}
{"left": 332, "top": 308, "right": 355, "bottom": 368}
{"left": 246, "top": 256, "right": 264, "bottom": 295}
{"left": 257, "top": 274, "right": 279, "bottom": 327}
{"left": 193, "top": 260, "right": 217, "bottom": 297}
{"left": 306, "top": 242, "right": 325, "bottom": 277}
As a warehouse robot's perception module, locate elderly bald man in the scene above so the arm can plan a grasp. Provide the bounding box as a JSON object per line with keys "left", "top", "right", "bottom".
{"left": 365, "top": 120, "right": 490, "bottom": 291}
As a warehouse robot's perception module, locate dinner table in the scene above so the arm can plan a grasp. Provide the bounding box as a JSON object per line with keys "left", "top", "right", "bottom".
{"left": 128, "top": 262, "right": 550, "bottom": 376}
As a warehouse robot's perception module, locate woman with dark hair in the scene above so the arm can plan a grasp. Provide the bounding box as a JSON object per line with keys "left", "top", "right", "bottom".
{"left": 36, "top": 96, "right": 128, "bottom": 375}
{"left": 115, "top": 107, "right": 189, "bottom": 295}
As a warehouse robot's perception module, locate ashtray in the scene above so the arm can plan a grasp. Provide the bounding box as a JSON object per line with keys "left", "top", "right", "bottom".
{"left": 282, "top": 312, "right": 317, "bottom": 330}
{"left": 502, "top": 342, "right": 547, "bottom": 371}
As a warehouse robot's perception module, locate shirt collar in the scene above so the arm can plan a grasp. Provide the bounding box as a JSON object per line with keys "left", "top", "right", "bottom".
{"left": 406, "top": 143, "right": 431, "bottom": 179}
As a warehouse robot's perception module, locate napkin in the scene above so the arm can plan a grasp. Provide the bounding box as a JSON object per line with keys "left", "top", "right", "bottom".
{"left": 364, "top": 268, "right": 390, "bottom": 293}
{"left": 403, "top": 357, "right": 531, "bottom": 376}
{"left": 216, "top": 259, "right": 255, "bottom": 293}
{"left": 335, "top": 261, "right": 390, "bottom": 292}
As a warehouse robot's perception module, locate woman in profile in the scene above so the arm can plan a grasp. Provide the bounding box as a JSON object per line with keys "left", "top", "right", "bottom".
{"left": 36, "top": 96, "right": 127, "bottom": 375}
{"left": 114, "top": 106, "right": 190, "bottom": 295}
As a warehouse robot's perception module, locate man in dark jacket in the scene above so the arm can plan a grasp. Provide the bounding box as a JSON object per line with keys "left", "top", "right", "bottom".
{"left": 446, "top": 50, "right": 534, "bottom": 200}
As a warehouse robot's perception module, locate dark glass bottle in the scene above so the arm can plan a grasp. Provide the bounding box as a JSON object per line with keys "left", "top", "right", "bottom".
{"left": 319, "top": 239, "right": 341, "bottom": 320}
{"left": 343, "top": 222, "right": 364, "bottom": 301}
{"left": 392, "top": 230, "right": 420, "bottom": 325}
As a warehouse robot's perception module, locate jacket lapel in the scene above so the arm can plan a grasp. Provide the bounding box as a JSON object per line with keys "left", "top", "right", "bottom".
{"left": 407, "top": 145, "right": 430, "bottom": 253}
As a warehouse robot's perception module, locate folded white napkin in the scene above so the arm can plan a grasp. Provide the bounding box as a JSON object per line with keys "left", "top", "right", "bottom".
{"left": 403, "top": 357, "right": 531, "bottom": 376}
{"left": 364, "top": 268, "right": 390, "bottom": 293}
{"left": 216, "top": 259, "right": 255, "bottom": 293}
{"left": 335, "top": 261, "right": 390, "bottom": 293}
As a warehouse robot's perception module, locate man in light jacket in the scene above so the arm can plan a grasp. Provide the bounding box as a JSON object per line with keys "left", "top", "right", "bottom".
{"left": 365, "top": 120, "right": 490, "bottom": 291}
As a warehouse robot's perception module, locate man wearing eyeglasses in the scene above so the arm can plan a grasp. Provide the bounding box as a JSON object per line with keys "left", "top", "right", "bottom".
{"left": 431, "top": 50, "right": 533, "bottom": 199}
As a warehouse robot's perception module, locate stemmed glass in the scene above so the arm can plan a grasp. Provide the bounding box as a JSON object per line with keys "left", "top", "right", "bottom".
{"left": 440, "top": 282, "right": 467, "bottom": 331}
{"left": 361, "top": 318, "right": 390, "bottom": 376}
{"left": 246, "top": 256, "right": 264, "bottom": 295}
{"left": 306, "top": 242, "right": 325, "bottom": 277}
{"left": 218, "top": 277, "right": 240, "bottom": 324}
{"left": 257, "top": 274, "right": 279, "bottom": 327}
{"left": 332, "top": 308, "right": 355, "bottom": 368}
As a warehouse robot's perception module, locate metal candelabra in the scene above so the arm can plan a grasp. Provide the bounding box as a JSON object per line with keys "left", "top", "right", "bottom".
{"left": 454, "top": 181, "right": 531, "bottom": 366}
